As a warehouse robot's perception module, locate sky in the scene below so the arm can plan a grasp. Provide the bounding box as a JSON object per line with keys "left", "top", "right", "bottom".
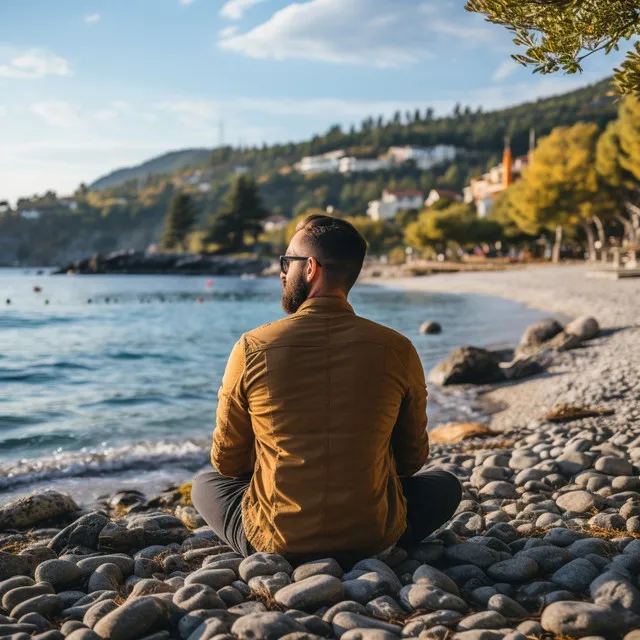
{"left": 0, "top": 0, "right": 627, "bottom": 204}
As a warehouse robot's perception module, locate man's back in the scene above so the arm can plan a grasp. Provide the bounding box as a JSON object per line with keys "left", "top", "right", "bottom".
{"left": 211, "top": 296, "right": 429, "bottom": 559}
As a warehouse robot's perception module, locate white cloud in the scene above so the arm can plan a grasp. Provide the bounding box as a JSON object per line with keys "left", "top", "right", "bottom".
{"left": 93, "top": 101, "right": 131, "bottom": 122}
{"left": 156, "top": 99, "right": 219, "bottom": 121}
{"left": 30, "top": 101, "right": 83, "bottom": 128}
{"left": 180, "top": 0, "right": 195, "bottom": 5}
{"left": 218, "top": 0, "right": 500, "bottom": 66}
{"left": 85, "top": 13, "right": 101, "bottom": 24}
{"left": 0, "top": 48, "right": 72, "bottom": 79}
{"left": 493, "top": 59, "right": 519, "bottom": 82}
{"left": 219, "top": 26, "right": 238, "bottom": 39}
{"left": 220, "top": 0, "right": 267, "bottom": 20}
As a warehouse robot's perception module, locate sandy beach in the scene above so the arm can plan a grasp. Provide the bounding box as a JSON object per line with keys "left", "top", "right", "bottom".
{"left": 375, "top": 264, "right": 640, "bottom": 432}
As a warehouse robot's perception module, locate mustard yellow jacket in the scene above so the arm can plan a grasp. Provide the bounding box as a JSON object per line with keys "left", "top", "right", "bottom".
{"left": 211, "top": 296, "right": 429, "bottom": 559}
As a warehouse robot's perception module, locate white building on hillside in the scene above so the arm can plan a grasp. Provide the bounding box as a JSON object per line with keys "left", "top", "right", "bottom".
{"left": 389, "top": 145, "right": 457, "bottom": 170}
{"left": 20, "top": 209, "right": 41, "bottom": 220}
{"left": 263, "top": 215, "right": 288, "bottom": 231}
{"left": 367, "top": 189, "right": 425, "bottom": 221}
{"left": 60, "top": 200, "right": 79, "bottom": 211}
{"left": 339, "top": 156, "right": 392, "bottom": 174}
{"left": 297, "top": 150, "right": 345, "bottom": 174}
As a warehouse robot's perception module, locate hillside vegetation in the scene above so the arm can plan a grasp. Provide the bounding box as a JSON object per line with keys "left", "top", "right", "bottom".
{"left": 0, "top": 78, "right": 617, "bottom": 266}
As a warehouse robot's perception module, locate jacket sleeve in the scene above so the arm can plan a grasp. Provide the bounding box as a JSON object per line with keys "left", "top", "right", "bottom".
{"left": 391, "top": 343, "right": 430, "bottom": 478}
{"left": 211, "top": 337, "right": 255, "bottom": 478}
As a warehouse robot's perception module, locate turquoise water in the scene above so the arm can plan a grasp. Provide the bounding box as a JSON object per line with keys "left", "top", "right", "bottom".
{"left": 0, "top": 270, "right": 551, "bottom": 501}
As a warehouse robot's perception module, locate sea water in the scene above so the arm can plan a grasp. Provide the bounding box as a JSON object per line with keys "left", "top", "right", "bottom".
{"left": 0, "top": 269, "right": 551, "bottom": 502}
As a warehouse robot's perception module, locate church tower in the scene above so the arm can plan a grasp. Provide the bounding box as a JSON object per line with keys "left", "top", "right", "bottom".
{"left": 502, "top": 138, "right": 513, "bottom": 189}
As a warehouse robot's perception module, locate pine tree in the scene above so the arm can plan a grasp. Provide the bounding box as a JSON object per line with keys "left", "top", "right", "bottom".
{"left": 207, "top": 176, "right": 269, "bottom": 252}
{"left": 161, "top": 192, "right": 197, "bottom": 252}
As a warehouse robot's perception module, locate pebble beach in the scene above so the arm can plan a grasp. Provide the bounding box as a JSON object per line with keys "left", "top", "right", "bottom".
{"left": 1, "top": 264, "right": 640, "bottom": 640}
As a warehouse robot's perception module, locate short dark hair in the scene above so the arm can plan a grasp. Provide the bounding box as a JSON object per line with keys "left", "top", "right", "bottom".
{"left": 295, "top": 214, "right": 367, "bottom": 292}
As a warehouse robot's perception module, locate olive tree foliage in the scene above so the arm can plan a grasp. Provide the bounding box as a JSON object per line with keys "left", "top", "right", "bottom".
{"left": 492, "top": 123, "right": 615, "bottom": 262}
{"left": 465, "top": 0, "right": 640, "bottom": 94}
{"left": 596, "top": 95, "right": 640, "bottom": 242}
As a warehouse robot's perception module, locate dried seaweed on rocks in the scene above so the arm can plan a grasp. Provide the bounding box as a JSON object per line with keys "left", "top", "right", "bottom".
{"left": 429, "top": 422, "right": 494, "bottom": 444}
{"left": 544, "top": 404, "right": 615, "bottom": 423}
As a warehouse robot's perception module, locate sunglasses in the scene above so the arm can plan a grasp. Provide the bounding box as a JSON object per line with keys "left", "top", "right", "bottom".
{"left": 279, "top": 255, "right": 322, "bottom": 275}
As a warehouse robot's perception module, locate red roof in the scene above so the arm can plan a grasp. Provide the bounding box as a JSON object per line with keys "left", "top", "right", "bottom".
{"left": 386, "top": 190, "right": 424, "bottom": 198}
{"left": 430, "top": 190, "right": 460, "bottom": 199}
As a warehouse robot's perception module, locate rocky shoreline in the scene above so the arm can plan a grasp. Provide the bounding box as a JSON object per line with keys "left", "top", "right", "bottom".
{"left": 1, "top": 264, "right": 639, "bottom": 640}
{"left": 1, "top": 411, "right": 640, "bottom": 639}
{"left": 54, "top": 251, "right": 273, "bottom": 277}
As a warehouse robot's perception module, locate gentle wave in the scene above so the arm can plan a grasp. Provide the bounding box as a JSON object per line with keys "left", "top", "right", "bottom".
{"left": 0, "top": 315, "right": 80, "bottom": 330}
{"left": 0, "top": 438, "right": 210, "bottom": 491}
{"left": 0, "top": 370, "right": 58, "bottom": 383}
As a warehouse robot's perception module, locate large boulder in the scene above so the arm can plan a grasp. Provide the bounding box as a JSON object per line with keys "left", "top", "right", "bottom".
{"left": 520, "top": 318, "right": 564, "bottom": 348}
{"left": 428, "top": 346, "right": 505, "bottom": 386}
{"left": 565, "top": 316, "right": 600, "bottom": 341}
{"left": 0, "top": 491, "right": 79, "bottom": 531}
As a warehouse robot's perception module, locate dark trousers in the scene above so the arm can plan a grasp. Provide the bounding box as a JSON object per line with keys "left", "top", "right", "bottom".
{"left": 191, "top": 469, "right": 462, "bottom": 563}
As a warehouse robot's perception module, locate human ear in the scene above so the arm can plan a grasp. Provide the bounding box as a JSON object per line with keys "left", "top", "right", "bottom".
{"left": 306, "top": 258, "right": 317, "bottom": 282}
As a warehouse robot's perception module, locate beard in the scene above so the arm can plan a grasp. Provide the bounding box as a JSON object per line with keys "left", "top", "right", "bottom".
{"left": 281, "top": 269, "right": 311, "bottom": 314}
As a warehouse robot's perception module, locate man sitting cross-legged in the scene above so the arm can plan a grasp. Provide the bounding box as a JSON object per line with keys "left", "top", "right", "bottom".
{"left": 192, "top": 214, "right": 461, "bottom": 567}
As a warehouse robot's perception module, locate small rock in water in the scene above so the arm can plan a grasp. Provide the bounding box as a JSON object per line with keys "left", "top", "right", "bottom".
{"left": 419, "top": 321, "right": 442, "bottom": 335}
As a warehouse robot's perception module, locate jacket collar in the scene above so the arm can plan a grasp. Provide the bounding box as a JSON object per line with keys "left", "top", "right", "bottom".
{"left": 296, "top": 296, "right": 355, "bottom": 315}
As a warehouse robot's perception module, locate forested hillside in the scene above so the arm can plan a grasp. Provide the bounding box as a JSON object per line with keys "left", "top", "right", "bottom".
{"left": 1, "top": 78, "right": 618, "bottom": 266}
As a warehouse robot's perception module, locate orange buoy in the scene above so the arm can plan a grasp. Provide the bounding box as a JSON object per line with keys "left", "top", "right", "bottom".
{"left": 205, "top": 279, "right": 213, "bottom": 288}
{"left": 33, "top": 286, "right": 42, "bottom": 293}
{"left": 197, "top": 297, "right": 204, "bottom": 304}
